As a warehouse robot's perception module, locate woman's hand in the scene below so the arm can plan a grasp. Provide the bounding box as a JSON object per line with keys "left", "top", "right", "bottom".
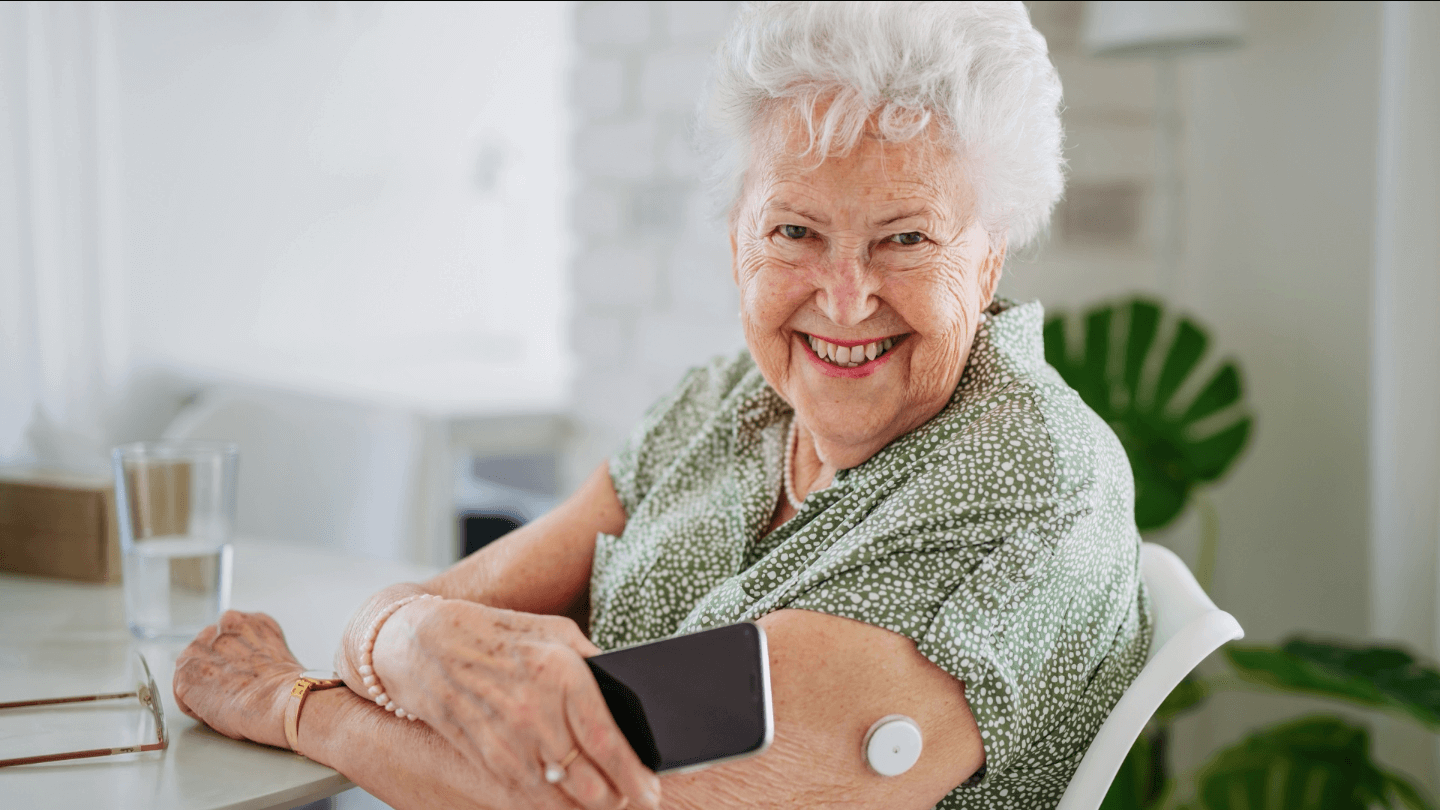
{"left": 370, "top": 598, "right": 662, "bottom": 810}
{"left": 173, "top": 610, "right": 307, "bottom": 749}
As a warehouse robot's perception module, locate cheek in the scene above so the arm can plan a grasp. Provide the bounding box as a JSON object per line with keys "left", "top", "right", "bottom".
{"left": 891, "top": 258, "right": 976, "bottom": 337}
{"left": 891, "top": 259, "right": 983, "bottom": 382}
{"left": 736, "top": 248, "right": 810, "bottom": 327}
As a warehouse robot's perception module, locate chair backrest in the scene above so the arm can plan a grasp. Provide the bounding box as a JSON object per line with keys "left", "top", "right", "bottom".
{"left": 163, "top": 385, "right": 427, "bottom": 563}
{"left": 1055, "top": 542, "right": 1244, "bottom": 810}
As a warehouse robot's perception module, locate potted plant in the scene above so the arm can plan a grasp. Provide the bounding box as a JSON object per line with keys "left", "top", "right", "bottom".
{"left": 1045, "top": 298, "right": 1438, "bottom": 810}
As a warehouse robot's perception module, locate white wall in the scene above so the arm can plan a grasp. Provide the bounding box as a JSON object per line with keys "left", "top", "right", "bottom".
{"left": 565, "top": 1, "right": 743, "bottom": 488}
{"left": 1369, "top": 0, "right": 1440, "bottom": 786}
{"left": 111, "top": 1, "right": 572, "bottom": 415}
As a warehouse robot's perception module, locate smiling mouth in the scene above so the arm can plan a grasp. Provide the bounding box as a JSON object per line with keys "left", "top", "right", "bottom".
{"left": 803, "top": 334, "right": 907, "bottom": 369}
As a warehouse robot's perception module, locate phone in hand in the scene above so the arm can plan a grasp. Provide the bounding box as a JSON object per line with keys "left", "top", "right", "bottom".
{"left": 585, "top": 622, "right": 774, "bottom": 774}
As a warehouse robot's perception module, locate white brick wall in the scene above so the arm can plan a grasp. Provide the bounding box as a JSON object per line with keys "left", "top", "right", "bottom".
{"left": 565, "top": 1, "right": 743, "bottom": 489}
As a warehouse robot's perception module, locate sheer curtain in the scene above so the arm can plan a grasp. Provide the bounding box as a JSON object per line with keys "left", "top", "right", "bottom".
{"left": 0, "top": 1, "right": 127, "bottom": 470}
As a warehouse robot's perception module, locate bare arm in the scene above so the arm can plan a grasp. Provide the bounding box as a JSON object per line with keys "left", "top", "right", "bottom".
{"left": 335, "top": 462, "right": 625, "bottom": 681}
{"left": 423, "top": 461, "right": 627, "bottom": 612}
{"left": 177, "top": 464, "right": 984, "bottom": 809}
{"left": 296, "top": 608, "right": 984, "bottom": 809}
{"left": 662, "top": 608, "right": 984, "bottom": 808}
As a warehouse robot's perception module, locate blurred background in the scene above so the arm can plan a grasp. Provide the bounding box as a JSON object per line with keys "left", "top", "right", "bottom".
{"left": 1, "top": 1, "right": 1437, "bottom": 807}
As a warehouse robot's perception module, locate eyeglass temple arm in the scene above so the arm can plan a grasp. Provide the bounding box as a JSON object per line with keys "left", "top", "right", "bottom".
{"left": 0, "top": 691, "right": 137, "bottom": 710}
{"left": 0, "top": 741, "right": 166, "bottom": 768}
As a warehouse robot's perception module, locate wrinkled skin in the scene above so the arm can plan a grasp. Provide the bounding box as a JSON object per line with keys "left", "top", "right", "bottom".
{"left": 173, "top": 610, "right": 305, "bottom": 749}
{"left": 171, "top": 102, "right": 999, "bottom": 810}
{"left": 733, "top": 104, "right": 1005, "bottom": 494}
{"left": 367, "top": 598, "right": 658, "bottom": 810}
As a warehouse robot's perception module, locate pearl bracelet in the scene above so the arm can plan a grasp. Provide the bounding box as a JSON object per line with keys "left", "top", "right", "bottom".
{"left": 358, "top": 592, "right": 440, "bottom": 721}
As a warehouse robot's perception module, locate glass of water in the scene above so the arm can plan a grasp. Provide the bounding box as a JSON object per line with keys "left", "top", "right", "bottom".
{"left": 112, "top": 441, "right": 238, "bottom": 640}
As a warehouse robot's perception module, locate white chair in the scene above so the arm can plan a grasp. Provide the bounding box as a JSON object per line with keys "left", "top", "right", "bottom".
{"left": 1057, "top": 542, "right": 1244, "bottom": 810}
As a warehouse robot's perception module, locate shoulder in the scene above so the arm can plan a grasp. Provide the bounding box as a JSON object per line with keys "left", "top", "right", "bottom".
{"left": 633, "top": 348, "right": 764, "bottom": 442}
{"left": 609, "top": 348, "right": 763, "bottom": 516}
{"left": 944, "top": 299, "right": 1132, "bottom": 507}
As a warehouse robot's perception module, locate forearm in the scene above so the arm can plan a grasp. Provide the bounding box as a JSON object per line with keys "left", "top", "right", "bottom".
{"left": 297, "top": 686, "right": 495, "bottom": 810}
{"left": 336, "top": 463, "right": 626, "bottom": 683}
{"left": 334, "top": 582, "right": 428, "bottom": 685}
{"left": 422, "top": 462, "right": 625, "bottom": 614}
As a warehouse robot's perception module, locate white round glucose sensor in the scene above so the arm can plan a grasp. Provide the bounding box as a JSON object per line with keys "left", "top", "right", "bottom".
{"left": 863, "top": 715, "right": 923, "bottom": 776}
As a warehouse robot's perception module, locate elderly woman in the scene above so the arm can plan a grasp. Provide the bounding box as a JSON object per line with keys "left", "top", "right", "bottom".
{"left": 173, "top": 3, "right": 1149, "bottom": 808}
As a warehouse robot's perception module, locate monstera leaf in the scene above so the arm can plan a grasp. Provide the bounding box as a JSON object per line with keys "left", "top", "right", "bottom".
{"left": 1226, "top": 638, "right": 1440, "bottom": 731}
{"left": 1102, "top": 676, "right": 1211, "bottom": 810}
{"left": 1044, "top": 298, "right": 1252, "bottom": 531}
{"left": 1155, "top": 673, "right": 1211, "bottom": 724}
{"left": 1101, "top": 731, "right": 1162, "bottom": 810}
{"left": 1192, "top": 716, "right": 1432, "bottom": 810}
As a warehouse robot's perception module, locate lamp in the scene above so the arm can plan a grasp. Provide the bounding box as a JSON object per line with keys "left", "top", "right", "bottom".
{"left": 1079, "top": 1, "right": 1245, "bottom": 292}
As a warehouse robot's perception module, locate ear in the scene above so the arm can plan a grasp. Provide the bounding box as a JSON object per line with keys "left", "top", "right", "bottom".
{"left": 730, "top": 227, "right": 739, "bottom": 287}
{"left": 979, "top": 233, "right": 1007, "bottom": 309}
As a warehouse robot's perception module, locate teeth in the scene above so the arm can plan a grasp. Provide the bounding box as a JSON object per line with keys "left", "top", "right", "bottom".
{"left": 805, "top": 335, "right": 901, "bottom": 367}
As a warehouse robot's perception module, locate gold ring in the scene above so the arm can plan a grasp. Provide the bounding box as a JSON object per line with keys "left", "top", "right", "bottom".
{"left": 544, "top": 747, "right": 581, "bottom": 784}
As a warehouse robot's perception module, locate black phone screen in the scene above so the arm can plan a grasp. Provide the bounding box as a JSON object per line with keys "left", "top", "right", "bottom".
{"left": 584, "top": 622, "right": 772, "bottom": 773}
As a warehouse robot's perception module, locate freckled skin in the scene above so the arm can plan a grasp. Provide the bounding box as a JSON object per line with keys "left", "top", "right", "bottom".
{"left": 732, "top": 105, "right": 1005, "bottom": 496}
{"left": 170, "top": 104, "right": 999, "bottom": 810}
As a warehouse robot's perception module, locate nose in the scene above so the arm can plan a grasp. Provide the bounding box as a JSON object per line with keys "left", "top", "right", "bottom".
{"left": 813, "top": 246, "right": 880, "bottom": 328}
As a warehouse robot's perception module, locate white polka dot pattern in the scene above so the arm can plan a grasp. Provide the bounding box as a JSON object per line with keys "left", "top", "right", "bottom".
{"left": 596, "top": 299, "right": 1153, "bottom": 808}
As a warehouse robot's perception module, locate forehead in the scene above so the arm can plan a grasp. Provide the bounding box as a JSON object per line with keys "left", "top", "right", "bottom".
{"left": 745, "top": 103, "right": 971, "bottom": 215}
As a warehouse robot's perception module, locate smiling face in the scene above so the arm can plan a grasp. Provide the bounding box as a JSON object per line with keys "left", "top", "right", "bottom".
{"left": 732, "top": 105, "right": 1006, "bottom": 469}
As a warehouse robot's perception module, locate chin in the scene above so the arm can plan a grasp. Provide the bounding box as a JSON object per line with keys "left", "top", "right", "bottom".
{"left": 797, "top": 395, "right": 902, "bottom": 446}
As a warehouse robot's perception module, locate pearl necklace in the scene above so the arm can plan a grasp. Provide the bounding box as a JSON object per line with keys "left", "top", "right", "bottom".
{"left": 783, "top": 415, "right": 805, "bottom": 511}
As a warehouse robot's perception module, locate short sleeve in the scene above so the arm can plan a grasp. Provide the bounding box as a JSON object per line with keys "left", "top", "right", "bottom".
{"left": 774, "top": 392, "right": 1146, "bottom": 799}
{"left": 608, "top": 351, "right": 757, "bottom": 519}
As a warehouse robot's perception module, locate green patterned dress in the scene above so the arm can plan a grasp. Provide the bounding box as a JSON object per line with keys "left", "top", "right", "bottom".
{"left": 593, "top": 299, "right": 1152, "bottom": 809}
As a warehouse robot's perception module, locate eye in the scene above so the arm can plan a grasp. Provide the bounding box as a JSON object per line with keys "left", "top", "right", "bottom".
{"left": 780, "top": 224, "right": 810, "bottom": 240}
{"left": 889, "top": 231, "right": 926, "bottom": 246}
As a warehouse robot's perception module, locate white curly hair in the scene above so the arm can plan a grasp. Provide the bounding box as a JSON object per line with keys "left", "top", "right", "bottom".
{"left": 699, "top": 1, "right": 1065, "bottom": 249}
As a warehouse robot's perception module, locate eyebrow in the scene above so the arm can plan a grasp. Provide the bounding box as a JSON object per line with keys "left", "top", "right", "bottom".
{"left": 873, "top": 208, "right": 932, "bottom": 228}
{"left": 769, "top": 201, "right": 832, "bottom": 227}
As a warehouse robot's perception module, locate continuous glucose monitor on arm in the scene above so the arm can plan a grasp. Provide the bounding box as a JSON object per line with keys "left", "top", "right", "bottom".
{"left": 863, "top": 715, "right": 924, "bottom": 776}
{"left": 585, "top": 621, "right": 923, "bottom": 778}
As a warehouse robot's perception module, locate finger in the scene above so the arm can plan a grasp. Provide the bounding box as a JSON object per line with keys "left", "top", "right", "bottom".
{"left": 537, "top": 615, "right": 603, "bottom": 658}
{"left": 525, "top": 673, "right": 619, "bottom": 810}
{"left": 255, "top": 612, "right": 288, "bottom": 642}
{"left": 172, "top": 658, "right": 204, "bottom": 720}
{"left": 554, "top": 751, "right": 627, "bottom": 810}
{"left": 192, "top": 623, "right": 220, "bottom": 648}
{"left": 563, "top": 665, "right": 661, "bottom": 810}
{"left": 460, "top": 720, "right": 531, "bottom": 794}
{"left": 172, "top": 677, "right": 199, "bottom": 720}
{"left": 217, "top": 609, "right": 250, "bottom": 634}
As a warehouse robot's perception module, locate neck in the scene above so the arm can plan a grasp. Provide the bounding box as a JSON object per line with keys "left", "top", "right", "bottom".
{"left": 790, "top": 421, "right": 839, "bottom": 499}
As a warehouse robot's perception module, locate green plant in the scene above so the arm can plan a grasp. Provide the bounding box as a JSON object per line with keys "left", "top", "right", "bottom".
{"left": 1043, "top": 298, "right": 1251, "bottom": 535}
{"left": 1045, "top": 297, "right": 1437, "bottom": 810}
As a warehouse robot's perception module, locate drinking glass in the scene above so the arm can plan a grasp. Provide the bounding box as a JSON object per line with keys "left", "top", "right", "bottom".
{"left": 112, "top": 441, "right": 238, "bottom": 640}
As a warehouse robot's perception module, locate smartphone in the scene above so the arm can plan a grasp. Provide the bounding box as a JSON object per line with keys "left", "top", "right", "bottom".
{"left": 585, "top": 622, "right": 774, "bottom": 774}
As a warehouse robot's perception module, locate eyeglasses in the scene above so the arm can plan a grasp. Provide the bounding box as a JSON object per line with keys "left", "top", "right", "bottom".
{"left": 0, "top": 651, "right": 168, "bottom": 767}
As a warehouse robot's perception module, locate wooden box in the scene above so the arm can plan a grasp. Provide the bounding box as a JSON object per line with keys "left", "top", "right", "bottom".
{"left": 0, "top": 468, "right": 121, "bottom": 583}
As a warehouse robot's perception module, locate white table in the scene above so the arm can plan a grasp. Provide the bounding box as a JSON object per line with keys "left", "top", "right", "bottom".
{"left": 0, "top": 542, "right": 439, "bottom": 810}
